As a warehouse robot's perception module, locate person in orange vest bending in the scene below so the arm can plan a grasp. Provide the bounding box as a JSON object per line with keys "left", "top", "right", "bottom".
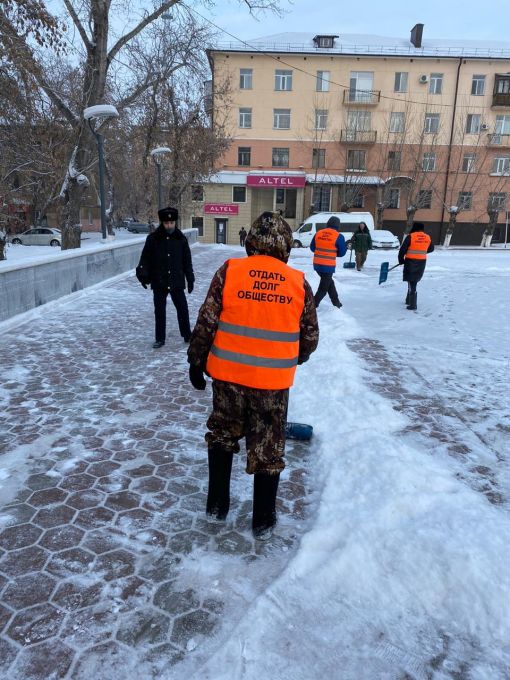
{"left": 187, "top": 211, "right": 319, "bottom": 540}
{"left": 310, "top": 216, "right": 347, "bottom": 308}
{"left": 398, "top": 222, "right": 435, "bottom": 310}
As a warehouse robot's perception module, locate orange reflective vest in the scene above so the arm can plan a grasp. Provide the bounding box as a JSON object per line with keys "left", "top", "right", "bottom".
{"left": 405, "top": 232, "right": 431, "bottom": 260}
{"left": 313, "top": 228, "right": 339, "bottom": 269}
{"left": 206, "top": 255, "right": 305, "bottom": 390}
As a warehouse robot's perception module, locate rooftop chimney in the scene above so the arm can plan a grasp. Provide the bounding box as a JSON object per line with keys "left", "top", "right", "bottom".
{"left": 410, "top": 23, "right": 424, "bottom": 48}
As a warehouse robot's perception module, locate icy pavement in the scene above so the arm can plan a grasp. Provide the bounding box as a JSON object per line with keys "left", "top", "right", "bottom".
{"left": 1, "top": 244, "right": 510, "bottom": 679}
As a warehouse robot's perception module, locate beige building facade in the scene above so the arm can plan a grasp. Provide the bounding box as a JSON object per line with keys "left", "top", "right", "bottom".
{"left": 194, "top": 28, "right": 510, "bottom": 245}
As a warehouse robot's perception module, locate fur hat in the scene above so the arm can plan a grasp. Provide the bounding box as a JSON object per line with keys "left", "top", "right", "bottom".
{"left": 158, "top": 206, "right": 178, "bottom": 223}
{"left": 326, "top": 216, "right": 341, "bottom": 230}
{"left": 245, "top": 211, "right": 293, "bottom": 262}
{"left": 411, "top": 222, "right": 425, "bottom": 232}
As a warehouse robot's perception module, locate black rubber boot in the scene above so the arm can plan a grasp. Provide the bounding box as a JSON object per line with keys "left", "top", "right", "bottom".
{"left": 407, "top": 292, "right": 417, "bottom": 310}
{"left": 252, "top": 473, "right": 280, "bottom": 540}
{"left": 206, "top": 447, "right": 233, "bottom": 520}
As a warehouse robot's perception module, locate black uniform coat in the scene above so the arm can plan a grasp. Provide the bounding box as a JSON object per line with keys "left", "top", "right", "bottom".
{"left": 398, "top": 232, "right": 435, "bottom": 282}
{"left": 136, "top": 225, "right": 194, "bottom": 291}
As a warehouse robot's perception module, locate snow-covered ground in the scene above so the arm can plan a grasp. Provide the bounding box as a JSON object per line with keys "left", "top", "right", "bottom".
{"left": 0, "top": 229, "right": 145, "bottom": 269}
{"left": 0, "top": 243, "right": 509, "bottom": 678}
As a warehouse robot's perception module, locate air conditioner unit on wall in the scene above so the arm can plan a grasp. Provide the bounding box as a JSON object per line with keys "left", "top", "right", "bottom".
{"left": 480, "top": 123, "right": 489, "bottom": 131}
{"left": 419, "top": 74, "right": 429, "bottom": 84}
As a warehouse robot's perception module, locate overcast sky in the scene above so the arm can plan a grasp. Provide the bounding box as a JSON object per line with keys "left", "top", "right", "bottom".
{"left": 197, "top": 0, "right": 510, "bottom": 44}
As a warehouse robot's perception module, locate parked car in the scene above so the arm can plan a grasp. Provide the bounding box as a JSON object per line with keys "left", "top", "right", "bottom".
{"left": 370, "top": 230, "right": 400, "bottom": 249}
{"left": 10, "top": 227, "right": 61, "bottom": 247}
{"left": 292, "top": 212, "right": 375, "bottom": 248}
{"left": 127, "top": 222, "right": 154, "bottom": 234}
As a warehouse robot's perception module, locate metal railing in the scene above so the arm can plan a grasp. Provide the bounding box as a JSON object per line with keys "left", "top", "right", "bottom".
{"left": 340, "top": 129, "right": 377, "bottom": 143}
{"left": 487, "top": 133, "right": 510, "bottom": 146}
{"left": 492, "top": 93, "right": 510, "bottom": 107}
{"left": 343, "top": 89, "right": 381, "bottom": 105}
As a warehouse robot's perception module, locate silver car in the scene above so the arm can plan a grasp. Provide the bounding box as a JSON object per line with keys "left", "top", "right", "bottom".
{"left": 127, "top": 222, "right": 154, "bottom": 234}
{"left": 11, "top": 227, "right": 62, "bottom": 247}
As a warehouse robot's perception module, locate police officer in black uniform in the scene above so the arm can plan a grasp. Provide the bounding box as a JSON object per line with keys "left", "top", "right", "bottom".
{"left": 136, "top": 207, "right": 195, "bottom": 348}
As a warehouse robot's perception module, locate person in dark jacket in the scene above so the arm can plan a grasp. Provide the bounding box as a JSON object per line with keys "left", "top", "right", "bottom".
{"left": 350, "top": 221, "right": 373, "bottom": 271}
{"left": 239, "top": 227, "right": 247, "bottom": 247}
{"left": 310, "top": 215, "right": 347, "bottom": 308}
{"left": 187, "top": 211, "right": 319, "bottom": 540}
{"left": 398, "top": 222, "right": 434, "bottom": 311}
{"left": 136, "top": 206, "right": 195, "bottom": 348}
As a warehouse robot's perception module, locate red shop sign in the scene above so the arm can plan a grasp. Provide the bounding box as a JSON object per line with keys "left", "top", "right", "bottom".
{"left": 204, "top": 203, "right": 239, "bottom": 215}
{"left": 247, "top": 174, "right": 306, "bottom": 188}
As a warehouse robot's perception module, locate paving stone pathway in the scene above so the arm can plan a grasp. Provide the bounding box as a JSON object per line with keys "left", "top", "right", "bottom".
{"left": 0, "top": 246, "right": 314, "bottom": 679}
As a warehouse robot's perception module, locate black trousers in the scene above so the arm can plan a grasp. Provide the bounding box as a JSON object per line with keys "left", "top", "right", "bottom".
{"left": 314, "top": 272, "right": 340, "bottom": 307}
{"left": 153, "top": 288, "right": 191, "bottom": 343}
{"left": 407, "top": 281, "right": 418, "bottom": 294}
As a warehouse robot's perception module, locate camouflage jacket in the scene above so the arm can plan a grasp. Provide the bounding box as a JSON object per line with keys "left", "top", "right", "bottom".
{"left": 188, "top": 260, "right": 319, "bottom": 370}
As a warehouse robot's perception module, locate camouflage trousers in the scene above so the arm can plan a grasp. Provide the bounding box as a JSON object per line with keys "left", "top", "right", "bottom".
{"left": 205, "top": 379, "right": 289, "bottom": 475}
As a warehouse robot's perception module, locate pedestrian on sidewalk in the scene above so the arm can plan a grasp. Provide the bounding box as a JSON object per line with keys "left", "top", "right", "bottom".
{"left": 187, "top": 211, "right": 319, "bottom": 540}
{"left": 350, "top": 221, "right": 373, "bottom": 271}
{"left": 136, "top": 206, "right": 195, "bottom": 348}
{"left": 310, "top": 215, "right": 347, "bottom": 308}
{"left": 239, "top": 226, "right": 247, "bottom": 247}
{"left": 398, "top": 222, "right": 434, "bottom": 311}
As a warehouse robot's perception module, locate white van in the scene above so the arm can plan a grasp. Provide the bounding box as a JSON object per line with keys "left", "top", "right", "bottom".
{"left": 292, "top": 211, "right": 375, "bottom": 248}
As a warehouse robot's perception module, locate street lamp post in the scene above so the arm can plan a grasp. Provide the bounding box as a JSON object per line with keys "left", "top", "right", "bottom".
{"left": 83, "top": 104, "right": 119, "bottom": 240}
{"left": 150, "top": 147, "right": 172, "bottom": 210}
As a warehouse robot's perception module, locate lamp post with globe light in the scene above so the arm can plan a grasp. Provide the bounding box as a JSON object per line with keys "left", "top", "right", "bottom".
{"left": 150, "top": 147, "right": 172, "bottom": 210}
{"left": 83, "top": 104, "right": 119, "bottom": 240}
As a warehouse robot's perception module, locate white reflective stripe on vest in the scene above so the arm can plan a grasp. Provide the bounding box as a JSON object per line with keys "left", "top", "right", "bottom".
{"left": 210, "top": 346, "right": 298, "bottom": 368}
{"left": 218, "top": 320, "right": 300, "bottom": 342}
{"left": 407, "top": 249, "right": 427, "bottom": 256}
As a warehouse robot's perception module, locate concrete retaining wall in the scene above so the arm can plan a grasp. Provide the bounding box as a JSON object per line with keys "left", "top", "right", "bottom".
{"left": 0, "top": 229, "right": 198, "bottom": 323}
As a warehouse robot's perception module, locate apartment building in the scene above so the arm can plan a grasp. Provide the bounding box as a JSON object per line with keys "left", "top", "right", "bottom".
{"left": 191, "top": 25, "right": 510, "bottom": 246}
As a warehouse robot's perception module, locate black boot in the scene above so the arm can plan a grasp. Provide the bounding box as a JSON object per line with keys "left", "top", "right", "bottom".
{"left": 405, "top": 290, "right": 410, "bottom": 305}
{"left": 206, "top": 447, "right": 233, "bottom": 520}
{"left": 407, "top": 292, "right": 417, "bottom": 310}
{"left": 252, "top": 473, "right": 280, "bottom": 540}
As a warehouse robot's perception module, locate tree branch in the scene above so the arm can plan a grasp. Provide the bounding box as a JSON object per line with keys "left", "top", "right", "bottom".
{"left": 108, "top": 0, "right": 177, "bottom": 65}
{"left": 62, "top": 0, "right": 91, "bottom": 50}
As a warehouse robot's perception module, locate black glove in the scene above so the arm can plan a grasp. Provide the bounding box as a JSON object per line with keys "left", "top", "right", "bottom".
{"left": 189, "top": 365, "right": 206, "bottom": 390}
{"left": 141, "top": 282, "right": 148, "bottom": 289}
{"left": 187, "top": 281, "right": 194, "bottom": 294}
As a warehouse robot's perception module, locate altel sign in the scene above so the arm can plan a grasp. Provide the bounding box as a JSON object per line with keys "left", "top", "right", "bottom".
{"left": 204, "top": 203, "right": 239, "bottom": 215}
{"left": 247, "top": 174, "right": 306, "bottom": 188}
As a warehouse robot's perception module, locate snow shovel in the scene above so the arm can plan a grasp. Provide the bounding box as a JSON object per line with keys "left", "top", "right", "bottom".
{"left": 286, "top": 422, "right": 313, "bottom": 441}
{"left": 378, "top": 262, "right": 400, "bottom": 285}
{"left": 343, "top": 247, "right": 356, "bottom": 269}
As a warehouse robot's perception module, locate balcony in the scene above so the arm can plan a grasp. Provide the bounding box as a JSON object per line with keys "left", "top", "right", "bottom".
{"left": 487, "top": 133, "right": 510, "bottom": 147}
{"left": 492, "top": 92, "right": 510, "bottom": 108}
{"left": 340, "top": 129, "right": 377, "bottom": 144}
{"left": 343, "top": 89, "right": 381, "bottom": 105}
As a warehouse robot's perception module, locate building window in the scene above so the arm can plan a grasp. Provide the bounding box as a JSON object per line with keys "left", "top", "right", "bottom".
{"left": 238, "top": 147, "right": 251, "bottom": 166}
{"left": 389, "top": 112, "right": 405, "bottom": 133}
{"left": 346, "top": 189, "right": 364, "bottom": 208}
{"left": 347, "top": 110, "right": 371, "bottom": 131}
{"left": 387, "top": 188, "right": 400, "bottom": 209}
{"left": 471, "top": 75, "right": 486, "bottom": 96}
{"left": 462, "top": 153, "right": 476, "bottom": 172}
{"left": 315, "top": 109, "right": 328, "bottom": 130}
{"left": 240, "top": 68, "right": 253, "bottom": 89}
{"left": 388, "top": 151, "right": 401, "bottom": 172}
{"left": 273, "top": 108, "right": 291, "bottom": 129}
{"left": 191, "top": 185, "right": 203, "bottom": 201}
{"left": 347, "top": 149, "right": 366, "bottom": 171}
{"left": 495, "top": 76, "right": 510, "bottom": 94}
{"left": 191, "top": 216, "right": 204, "bottom": 236}
{"left": 316, "top": 71, "right": 330, "bottom": 92}
{"left": 232, "top": 186, "right": 246, "bottom": 203}
{"left": 495, "top": 115, "right": 510, "bottom": 134}
{"left": 488, "top": 192, "right": 507, "bottom": 210}
{"left": 394, "top": 72, "right": 408, "bottom": 93}
{"left": 424, "top": 113, "right": 440, "bottom": 134}
{"left": 312, "top": 148, "right": 326, "bottom": 168}
{"left": 272, "top": 147, "right": 289, "bottom": 167}
{"left": 275, "top": 70, "right": 292, "bottom": 91}
{"left": 349, "top": 71, "right": 374, "bottom": 103}
{"left": 239, "top": 107, "right": 252, "bottom": 128}
{"left": 429, "top": 73, "right": 443, "bottom": 94}
{"left": 466, "top": 113, "right": 481, "bottom": 134}
{"left": 492, "top": 157, "right": 510, "bottom": 175}
{"left": 418, "top": 190, "right": 432, "bottom": 209}
{"left": 315, "top": 36, "right": 335, "bottom": 48}
{"left": 422, "top": 152, "right": 436, "bottom": 172}
{"left": 458, "top": 192, "right": 472, "bottom": 210}
{"left": 312, "top": 185, "right": 331, "bottom": 212}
